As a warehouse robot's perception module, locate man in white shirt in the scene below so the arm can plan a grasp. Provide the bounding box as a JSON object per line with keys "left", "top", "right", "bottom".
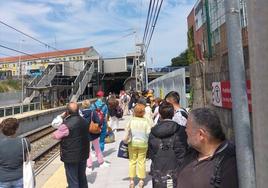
{"left": 165, "top": 91, "right": 188, "bottom": 127}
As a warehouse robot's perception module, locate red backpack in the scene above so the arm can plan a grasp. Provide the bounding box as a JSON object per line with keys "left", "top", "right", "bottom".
{"left": 94, "top": 103, "right": 105, "bottom": 126}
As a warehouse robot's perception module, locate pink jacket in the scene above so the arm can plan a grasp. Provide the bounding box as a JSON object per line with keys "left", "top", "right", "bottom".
{"left": 52, "top": 124, "right": 69, "bottom": 140}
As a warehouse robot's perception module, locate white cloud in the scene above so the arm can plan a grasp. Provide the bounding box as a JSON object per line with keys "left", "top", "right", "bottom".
{"left": 0, "top": 0, "right": 195, "bottom": 67}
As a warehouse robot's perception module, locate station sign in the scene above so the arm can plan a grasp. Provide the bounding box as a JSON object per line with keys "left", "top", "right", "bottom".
{"left": 212, "top": 80, "right": 252, "bottom": 112}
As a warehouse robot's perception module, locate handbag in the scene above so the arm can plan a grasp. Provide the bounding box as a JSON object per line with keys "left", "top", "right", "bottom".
{"left": 105, "top": 127, "right": 115, "bottom": 143}
{"left": 89, "top": 112, "right": 102, "bottom": 134}
{"left": 22, "top": 138, "right": 35, "bottom": 188}
{"left": 117, "top": 140, "right": 129, "bottom": 159}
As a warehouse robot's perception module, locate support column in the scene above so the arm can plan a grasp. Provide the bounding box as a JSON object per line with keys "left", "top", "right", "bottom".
{"left": 246, "top": 0, "right": 268, "bottom": 187}
{"left": 224, "top": 0, "right": 256, "bottom": 187}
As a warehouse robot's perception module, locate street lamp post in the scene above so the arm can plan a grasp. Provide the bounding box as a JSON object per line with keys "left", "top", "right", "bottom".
{"left": 19, "top": 39, "right": 25, "bottom": 103}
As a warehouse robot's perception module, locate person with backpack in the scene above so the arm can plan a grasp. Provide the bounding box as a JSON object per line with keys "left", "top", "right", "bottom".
{"left": 107, "top": 96, "right": 122, "bottom": 133}
{"left": 165, "top": 91, "right": 188, "bottom": 127}
{"left": 177, "top": 108, "right": 238, "bottom": 188}
{"left": 90, "top": 90, "right": 109, "bottom": 152}
{"left": 165, "top": 91, "right": 188, "bottom": 146}
{"left": 148, "top": 101, "right": 188, "bottom": 188}
{"left": 81, "top": 100, "right": 110, "bottom": 172}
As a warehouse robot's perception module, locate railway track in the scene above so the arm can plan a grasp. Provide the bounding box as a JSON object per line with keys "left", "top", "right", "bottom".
{"left": 24, "top": 125, "right": 61, "bottom": 175}
{"left": 33, "top": 141, "right": 60, "bottom": 175}
{"left": 24, "top": 125, "right": 56, "bottom": 143}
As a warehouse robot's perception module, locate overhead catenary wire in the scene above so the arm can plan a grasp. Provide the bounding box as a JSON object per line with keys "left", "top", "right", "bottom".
{"left": 145, "top": 0, "right": 163, "bottom": 52}
{"left": 0, "top": 20, "right": 76, "bottom": 58}
{"left": 145, "top": 0, "right": 160, "bottom": 45}
{"left": 0, "top": 20, "right": 57, "bottom": 51}
{"left": 143, "top": 0, "right": 153, "bottom": 43}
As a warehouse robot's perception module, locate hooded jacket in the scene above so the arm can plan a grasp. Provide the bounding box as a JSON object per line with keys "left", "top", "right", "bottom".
{"left": 148, "top": 120, "right": 188, "bottom": 176}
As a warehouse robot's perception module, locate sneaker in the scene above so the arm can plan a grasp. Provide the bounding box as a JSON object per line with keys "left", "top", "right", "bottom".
{"left": 90, "top": 152, "right": 96, "bottom": 158}
{"left": 99, "top": 161, "right": 110, "bottom": 168}
{"left": 87, "top": 166, "right": 93, "bottom": 173}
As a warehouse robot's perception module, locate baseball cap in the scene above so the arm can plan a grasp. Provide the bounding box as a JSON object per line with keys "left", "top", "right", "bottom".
{"left": 96, "top": 90, "right": 104, "bottom": 97}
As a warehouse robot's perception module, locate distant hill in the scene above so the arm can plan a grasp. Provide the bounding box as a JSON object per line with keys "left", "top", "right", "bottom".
{"left": 0, "top": 80, "right": 21, "bottom": 92}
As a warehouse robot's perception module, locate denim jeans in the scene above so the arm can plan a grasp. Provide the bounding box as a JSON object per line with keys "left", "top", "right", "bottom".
{"left": 64, "top": 160, "right": 88, "bottom": 188}
{"left": 0, "top": 178, "right": 23, "bottom": 188}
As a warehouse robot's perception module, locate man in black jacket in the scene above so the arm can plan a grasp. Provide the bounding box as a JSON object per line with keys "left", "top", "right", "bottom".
{"left": 54, "top": 102, "right": 89, "bottom": 188}
{"left": 177, "top": 108, "right": 238, "bottom": 188}
{"left": 148, "top": 101, "right": 188, "bottom": 188}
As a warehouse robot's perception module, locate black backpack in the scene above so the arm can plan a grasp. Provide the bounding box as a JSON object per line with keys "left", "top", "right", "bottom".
{"left": 151, "top": 134, "right": 177, "bottom": 184}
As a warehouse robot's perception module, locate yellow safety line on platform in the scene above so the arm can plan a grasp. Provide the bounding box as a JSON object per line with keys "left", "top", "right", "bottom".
{"left": 42, "top": 165, "right": 67, "bottom": 188}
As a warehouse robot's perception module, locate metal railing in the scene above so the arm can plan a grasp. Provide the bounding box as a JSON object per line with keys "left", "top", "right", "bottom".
{"left": 147, "top": 66, "right": 189, "bottom": 73}
{"left": 26, "top": 65, "right": 55, "bottom": 97}
{"left": 0, "top": 102, "right": 41, "bottom": 118}
{"left": 72, "top": 62, "right": 92, "bottom": 97}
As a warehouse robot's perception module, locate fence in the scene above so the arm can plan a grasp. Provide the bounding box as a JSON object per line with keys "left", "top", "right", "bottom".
{"left": 148, "top": 68, "right": 187, "bottom": 108}
{"left": 0, "top": 102, "right": 41, "bottom": 118}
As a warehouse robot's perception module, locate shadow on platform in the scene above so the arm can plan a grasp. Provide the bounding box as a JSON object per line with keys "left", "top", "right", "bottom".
{"left": 103, "top": 148, "right": 116, "bottom": 157}
{"left": 87, "top": 171, "right": 97, "bottom": 184}
{"left": 122, "top": 172, "right": 152, "bottom": 187}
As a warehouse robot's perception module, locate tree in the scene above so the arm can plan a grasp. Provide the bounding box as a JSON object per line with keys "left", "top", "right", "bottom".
{"left": 171, "top": 49, "right": 190, "bottom": 67}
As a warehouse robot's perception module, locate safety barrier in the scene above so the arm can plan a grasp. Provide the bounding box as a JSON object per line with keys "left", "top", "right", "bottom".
{"left": 0, "top": 102, "right": 41, "bottom": 117}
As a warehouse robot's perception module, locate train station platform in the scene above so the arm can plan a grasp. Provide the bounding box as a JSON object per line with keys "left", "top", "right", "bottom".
{"left": 36, "top": 115, "right": 152, "bottom": 188}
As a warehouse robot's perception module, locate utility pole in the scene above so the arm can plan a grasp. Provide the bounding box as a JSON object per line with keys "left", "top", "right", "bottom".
{"left": 19, "top": 39, "right": 24, "bottom": 103}
{"left": 134, "top": 42, "right": 146, "bottom": 91}
{"left": 246, "top": 0, "right": 268, "bottom": 187}
{"left": 224, "top": 0, "right": 256, "bottom": 188}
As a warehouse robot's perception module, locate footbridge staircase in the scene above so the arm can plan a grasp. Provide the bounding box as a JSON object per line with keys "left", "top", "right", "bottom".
{"left": 69, "top": 62, "right": 94, "bottom": 102}
{"left": 23, "top": 64, "right": 57, "bottom": 103}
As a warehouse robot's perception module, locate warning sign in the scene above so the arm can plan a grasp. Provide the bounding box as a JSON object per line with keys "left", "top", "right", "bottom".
{"left": 211, "top": 81, "right": 252, "bottom": 112}
{"left": 212, "top": 82, "right": 222, "bottom": 107}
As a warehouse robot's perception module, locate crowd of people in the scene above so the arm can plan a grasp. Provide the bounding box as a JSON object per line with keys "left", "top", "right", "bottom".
{"left": 0, "top": 88, "right": 239, "bottom": 188}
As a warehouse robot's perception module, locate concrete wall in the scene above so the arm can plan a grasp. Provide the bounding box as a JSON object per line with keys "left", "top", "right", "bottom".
{"left": 0, "top": 99, "right": 96, "bottom": 138}
{"left": 148, "top": 68, "right": 187, "bottom": 108}
{"left": 103, "top": 57, "right": 127, "bottom": 73}
{"left": 0, "top": 91, "right": 21, "bottom": 106}
{"left": 63, "top": 61, "right": 84, "bottom": 76}
{"left": 190, "top": 59, "right": 250, "bottom": 140}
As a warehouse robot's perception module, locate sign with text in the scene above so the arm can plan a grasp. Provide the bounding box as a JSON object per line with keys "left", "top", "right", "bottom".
{"left": 212, "top": 80, "right": 252, "bottom": 112}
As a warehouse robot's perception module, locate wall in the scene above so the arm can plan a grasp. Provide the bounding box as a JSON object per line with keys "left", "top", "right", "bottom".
{"left": 0, "top": 91, "right": 21, "bottom": 106}
{"left": 0, "top": 99, "right": 96, "bottom": 138}
{"left": 148, "top": 68, "right": 187, "bottom": 108}
{"left": 103, "top": 57, "right": 127, "bottom": 73}
{"left": 190, "top": 57, "right": 250, "bottom": 140}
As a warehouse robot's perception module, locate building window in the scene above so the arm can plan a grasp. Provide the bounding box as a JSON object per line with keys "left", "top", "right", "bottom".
{"left": 240, "top": 0, "right": 248, "bottom": 28}
{"left": 212, "top": 28, "right": 221, "bottom": 45}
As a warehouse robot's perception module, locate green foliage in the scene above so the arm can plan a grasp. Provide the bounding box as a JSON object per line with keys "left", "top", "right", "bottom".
{"left": 0, "top": 79, "right": 21, "bottom": 92}
{"left": 171, "top": 49, "right": 190, "bottom": 67}
{"left": 187, "top": 27, "right": 196, "bottom": 63}
{"left": 188, "top": 87, "right": 194, "bottom": 109}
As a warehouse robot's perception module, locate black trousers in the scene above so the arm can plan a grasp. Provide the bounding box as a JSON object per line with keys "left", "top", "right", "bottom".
{"left": 64, "top": 160, "right": 88, "bottom": 188}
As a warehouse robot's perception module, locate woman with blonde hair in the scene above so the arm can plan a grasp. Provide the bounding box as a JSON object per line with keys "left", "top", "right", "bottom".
{"left": 81, "top": 100, "right": 110, "bottom": 172}
{"left": 124, "top": 103, "right": 151, "bottom": 188}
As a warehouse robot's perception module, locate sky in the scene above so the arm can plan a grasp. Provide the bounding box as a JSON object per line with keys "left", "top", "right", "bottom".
{"left": 0, "top": 0, "right": 195, "bottom": 68}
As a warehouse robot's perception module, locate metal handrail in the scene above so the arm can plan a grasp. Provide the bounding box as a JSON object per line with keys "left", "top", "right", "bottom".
{"left": 72, "top": 62, "right": 91, "bottom": 95}
{"left": 26, "top": 65, "right": 55, "bottom": 97}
